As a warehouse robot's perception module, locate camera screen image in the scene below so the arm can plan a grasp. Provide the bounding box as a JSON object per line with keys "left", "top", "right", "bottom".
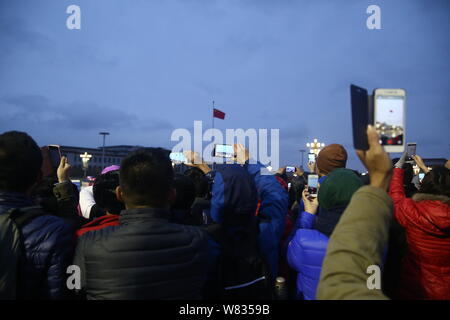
{"left": 375, "top": 96, "right": 405, "bottom": 146}
{"left": 215, "top": 144, "right": 234, "bottom": 158}
{"left": 169, "top": 152, "right": 186, "bottom": 163}
{"left": 406, "top": 144, "right": 416, "bottom": 157}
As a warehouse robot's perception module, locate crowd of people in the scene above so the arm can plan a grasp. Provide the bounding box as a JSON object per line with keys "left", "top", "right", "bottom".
{"left": 0, "top": 127, "right": 449, "bottom": 300}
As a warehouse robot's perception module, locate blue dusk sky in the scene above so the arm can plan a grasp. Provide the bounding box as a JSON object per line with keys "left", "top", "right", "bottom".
{"left": 0, "top": 0, "right": 449, "bottom": 170}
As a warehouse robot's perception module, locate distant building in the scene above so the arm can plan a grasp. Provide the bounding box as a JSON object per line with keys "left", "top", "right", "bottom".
{"left": 60, "top": 145, "right": 143, "bottom": 177}
{"left": 424, "top": 158, "right": 448, "bottom": 168}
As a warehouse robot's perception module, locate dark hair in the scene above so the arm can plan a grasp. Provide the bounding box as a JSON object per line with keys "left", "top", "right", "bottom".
{"left": 419, "top": 166, "right": 450, "bottom": 197}
{"left": 93, "top": 170, "right": 125, "bottom": 215}
{"left": 184, "top": 167, "right": 209, "bottom": 198}
{"left": 403, "top": 162, "right": 414, "bottom": 185}
{"left": 119, "top": 148, "right": 174, "bottom": 207}
{"left": 288, "top": 175, "right": 306, "bottom": 208}
{"left": 172, "top": 174, "right": 196, "bottom": 211}
{"left": 0, "top": 131, "right": 43, "bottom": 192}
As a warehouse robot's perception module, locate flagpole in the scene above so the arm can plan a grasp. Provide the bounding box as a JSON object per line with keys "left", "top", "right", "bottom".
{"left": 212, "top": 100, "right": 215, "bottom": 170}
{"left": 212, "top": 100, "right": 215, "bottom": 131}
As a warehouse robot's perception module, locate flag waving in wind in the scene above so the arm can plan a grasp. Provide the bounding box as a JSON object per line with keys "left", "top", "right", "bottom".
{"left": 213, "top": 108, "right": 225, "bottom": 120}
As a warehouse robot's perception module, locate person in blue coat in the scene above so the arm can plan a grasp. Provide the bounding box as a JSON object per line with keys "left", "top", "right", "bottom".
{"left": 287, "top": 168, "right": 363, "bottom": 300}
{"left": 0, "top": 131, "right": 75, "bottom": 299}
{"left": 184, "top": 145, "right": 288, "bottom": 281}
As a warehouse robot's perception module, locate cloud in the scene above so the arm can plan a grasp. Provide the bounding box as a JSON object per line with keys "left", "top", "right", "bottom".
{"left": 0, "top": 16, "right": 54, "bottom": 58}
{"left": 0, "top": 94, "right": 175, "bottom": 135}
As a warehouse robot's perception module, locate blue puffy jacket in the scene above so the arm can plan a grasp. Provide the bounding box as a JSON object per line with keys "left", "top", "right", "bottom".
{"left": 0, "top": 191, "right": 75, "bottom": 299}
{"left": 287, "top": 210, "right": 329, "bottom": 300}
{"left": 210, "top": 162, "right": 288, "bottom": 279}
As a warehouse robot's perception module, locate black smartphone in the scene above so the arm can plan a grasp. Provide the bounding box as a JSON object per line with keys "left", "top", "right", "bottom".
{"left": 40, "top": 145, "right": 61, "bottom": 177}
{"left": 406, "top": 142, "right": 417, "bottom": 162}
{"left": 351, "top": 84, "right": 370, "bottom": 151}
{"left": 286, "top": 166, "right": 295, "bottom": 173}
{"left": 48, "top": 145, "right": 62, "bottom": 170}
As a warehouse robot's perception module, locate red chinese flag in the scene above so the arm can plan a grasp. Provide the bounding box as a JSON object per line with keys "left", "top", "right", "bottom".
{"left": 213, "top": 108, "right": 225, "bottom": 120}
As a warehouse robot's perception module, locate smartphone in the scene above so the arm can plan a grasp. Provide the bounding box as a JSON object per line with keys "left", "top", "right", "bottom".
{"left": 350, "top": 84, "right": 370, "bottom": 150}
{"left": 213, "top": 144, "right": 234, "bottom": 158}
{"left": 406, "top": 142, "right": 417, "bottom": 162}
{"left": 48, "top": 145, "right": 61, "bottom": 170}
{"left": 308, "top": 153, "right": 316, "bottom": 163}
{"left": 169, "top": 152, "right": 186, "bottom": 163}
{"left": 374, "top": 88, "right": 406, "bottom": 153}
{"left": 307, "top": 174, "right": 319, "bottom": 197}
{"left": 418, "top": 172, "right": 425, "bottom": 182}
{"left": 40, "top": 145, "right": 61, "bottom": 177}
{"left": 286, "top": 166, "right": 295, "bottom": 173}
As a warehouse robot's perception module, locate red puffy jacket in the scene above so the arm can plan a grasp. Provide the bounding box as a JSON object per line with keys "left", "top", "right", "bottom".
{"left": 389, "top": 168, "right": 450, "bottom": 300}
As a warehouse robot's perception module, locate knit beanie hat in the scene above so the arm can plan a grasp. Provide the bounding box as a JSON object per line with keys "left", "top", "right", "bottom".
{"left": 317, "top": 168, "right": 363, "bottom": 210}
{"left": 316, "top": 144, "right": 348, "bottom": 175}
{"left": 315, "top": 168, "right": 363, "bottom": 237}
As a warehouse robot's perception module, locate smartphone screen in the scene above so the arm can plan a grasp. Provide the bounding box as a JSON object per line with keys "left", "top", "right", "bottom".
{"left": 307, "top": 174, "right": 319, "bottom": 197}
{"left": 169, "top": 152, "right": 186, "bottom": 163}
{"left": 308, "top": 153, "right": 316, "bottom": 163}
{"left": 286, "top": 166, "right": 295, "bottom": 173}
{"left": 214, "top": 144, "right": 234, "bottom": 158}
{"left": 406, "top": 143, "right": 416, "bottom": 157}
{"left": 374, "top": 93, "right": 405, "bottom": 148}
{"left": 419, "top": 173, "right": 425, "bottom": 182}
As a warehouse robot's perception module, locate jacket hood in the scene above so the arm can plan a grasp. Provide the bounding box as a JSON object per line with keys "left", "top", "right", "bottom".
{"left": 411, "top": 193, "right": 450, "bottom": 233}
{"left": 412, "top": 193, "right": 450, "bottom": 206}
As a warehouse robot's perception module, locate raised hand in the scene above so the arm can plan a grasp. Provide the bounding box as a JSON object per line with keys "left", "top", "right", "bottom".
{"left": 57, "top": 156, "right": 72, "bottom": 183}
{"left": 356, "top": 125, "right": 392, "bottom": 191}
{"left": 412, "top": 154, "right": 429, "bottom": 174}
{"left": 302, "top": 188, "right": 319, "bottom": 214}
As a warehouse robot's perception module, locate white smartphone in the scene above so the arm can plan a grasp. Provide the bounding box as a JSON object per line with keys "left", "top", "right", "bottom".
{"left": 307, "top": 174, "right": 319, "bottom": 197}
{"left": 374, "top": 88, "right": 406, "bottom": 153}
{"left": 308, "top": 153, "right": 316, "bottom": 163}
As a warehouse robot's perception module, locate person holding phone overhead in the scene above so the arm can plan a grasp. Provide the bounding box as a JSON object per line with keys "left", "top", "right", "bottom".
{"left": 389, "top": 152, "right": 450, "bottom": 300}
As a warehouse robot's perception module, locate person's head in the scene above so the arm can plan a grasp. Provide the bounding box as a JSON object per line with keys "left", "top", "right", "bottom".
{"left": 403, "top": 162, "right": 414, "bottom": 186}
{"left": 93, "top": 170, "right": 125, "bottom": 215}
{"left": 316, "top": 144, "right": 348, "bottom": 176}
{"left": 0, "top": 131, "right": 43, "bottom": 193}
{"left": 117, "top": 148, "right": 174, "bottom": 209}
{"left": 315, "top": 168, "right": 363, "bottom": 237}
{"left": 184, "top": 167, "right": 209, "bottom": 198}
{"left": 289, "top": 175, "right": 307, "bottom": 207}
{"left": 419, "top": 166, "right": 450, "bottom": 197}
{"left": 172, "top": 173, "right": 196, "bottom": 211}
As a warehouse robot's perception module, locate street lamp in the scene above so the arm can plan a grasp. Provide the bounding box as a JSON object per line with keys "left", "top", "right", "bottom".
{"left": 299, "top": 149, "right": 306, "bottom": 170}
{"left": 99, "top": 132, "right": 110, "bottom": 168}
{"left": 80, "top": 152, "right": 92, "bottom": 179}
{"left": 306, "top": 138, "right": 325, "bottom": 156}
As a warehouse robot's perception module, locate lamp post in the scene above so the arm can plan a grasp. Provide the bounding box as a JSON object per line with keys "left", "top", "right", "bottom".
{"left": 99, "top": 132, "right": 110, "bottom": 168}
{"left": 299, "top": 149, "right": 306, "bottom": 170}
{"left": 306, "top": 139, "right": 325, "bottom": 156}
{"left": 80, "top": 152, "right": 92, "bottom": 179}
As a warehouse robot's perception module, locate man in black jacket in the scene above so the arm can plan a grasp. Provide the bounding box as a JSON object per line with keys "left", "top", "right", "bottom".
{"left": 74, "top": 148, "right": 210, "bottom": 299}
{"left": 0, "top": 131, "right": 74, "bottom": 299}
